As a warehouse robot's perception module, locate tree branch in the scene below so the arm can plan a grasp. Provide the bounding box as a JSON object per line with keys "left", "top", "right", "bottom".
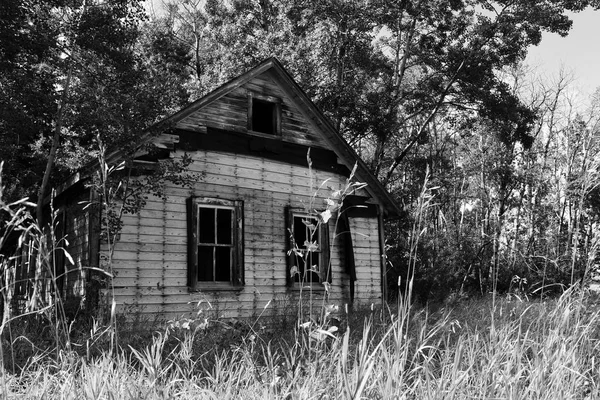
{"left": 36, "top": 63, "right": 74, "bottom": 225}
{"left": 384, "top": 59, "right": 465, "bottom": 186}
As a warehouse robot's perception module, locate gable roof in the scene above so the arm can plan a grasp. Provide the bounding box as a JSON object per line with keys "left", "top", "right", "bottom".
{"left": 162, "top": 57, "right": 400, "bottom": 217}
{"left": 58, "top": 57, "right": 401, "bottom": 217}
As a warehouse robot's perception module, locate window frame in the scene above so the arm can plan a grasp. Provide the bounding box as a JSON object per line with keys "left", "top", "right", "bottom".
{"left": 188, "top": 197, "right": 244, "bottom": 290}
{"left": 285, "top": 207, "right": 331, "bottom": 289}
{"left": 247, "top": 92, "right": 282, "bottom": 137}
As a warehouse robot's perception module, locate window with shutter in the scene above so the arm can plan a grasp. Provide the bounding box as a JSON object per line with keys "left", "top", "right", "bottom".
{"left": 285, "top": 208, "right": 330, "bottom": 288}
{"left": 188, "top": 197, "right": 244, "bottom": 290}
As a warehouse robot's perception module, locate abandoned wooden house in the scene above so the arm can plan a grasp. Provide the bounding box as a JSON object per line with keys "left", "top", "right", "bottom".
{"left": 42, "top": 58, "right": 400, "bottom": 320}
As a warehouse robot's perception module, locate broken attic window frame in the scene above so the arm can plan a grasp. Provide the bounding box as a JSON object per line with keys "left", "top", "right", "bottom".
{"left": 248, "top": 92, "right": 281, "bottom": 136}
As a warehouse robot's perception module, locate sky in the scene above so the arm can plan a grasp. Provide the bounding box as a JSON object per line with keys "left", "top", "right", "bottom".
{"left": 525, "top": 8, "right": 600, "bottom": 97}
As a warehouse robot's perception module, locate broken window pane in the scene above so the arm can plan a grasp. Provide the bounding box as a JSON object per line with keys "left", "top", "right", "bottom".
{"left": 217, "top": 208, "right": 233, "bottom": 244}
{"left": 199, "top": 207, "right": 215, "bottom": 244}
{"left": 215, "top": 247, "right": 231, "bottom": 281}
{"left": 292, "top": 214, "right": 321, "bottom": 283}
{"left": 198, "top": 246, "right": 214, "bottom": 281}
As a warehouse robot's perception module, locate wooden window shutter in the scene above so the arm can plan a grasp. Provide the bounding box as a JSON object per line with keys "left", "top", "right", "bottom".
{"left": 321, "top": 221, "right": 331, "bottom": 283}
{"left": 338, "top": 211, "right": 356, "bottom": 302}
{"left": 88, "top": 192, "right": 101, "bottom": 270}
{"left": 285, "top": 206, "right": 295, "bottom": 286}
{"left": 232, "top": 200, "right": 245, "bottom": 286}
{"left": 187, "top": 197, "right": 199, "bottom": 287}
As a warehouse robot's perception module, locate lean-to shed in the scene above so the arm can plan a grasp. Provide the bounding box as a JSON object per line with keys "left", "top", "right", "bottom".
{"left": 52, "top": 58, "right": 400, "bottom": 320}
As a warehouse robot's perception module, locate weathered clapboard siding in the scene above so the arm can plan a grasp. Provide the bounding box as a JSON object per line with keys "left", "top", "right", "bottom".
{"left": 113, "top": 266, "right": 186, "bottom": 278}
{"left": 176, "top": 71, "right": 329, "bottom": 149}
{"left": 100, "top": 149, "right": 383, "bottom": 320}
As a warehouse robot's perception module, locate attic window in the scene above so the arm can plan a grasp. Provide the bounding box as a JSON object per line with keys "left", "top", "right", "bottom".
{"left": 248, "top": 93, "right": 281, "bottom": 136}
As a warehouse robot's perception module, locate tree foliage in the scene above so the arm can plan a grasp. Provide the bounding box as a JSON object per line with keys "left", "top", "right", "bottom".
{"left": 0, "top": 0, "right": 191, "bottom": 217}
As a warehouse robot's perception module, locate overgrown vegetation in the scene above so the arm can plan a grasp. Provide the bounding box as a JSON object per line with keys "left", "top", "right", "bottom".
{"left": 388, "top": 78, "right": 600, "bottom": 303}
{"left": 1, "top": 284, "right": 600, "bottom": 398}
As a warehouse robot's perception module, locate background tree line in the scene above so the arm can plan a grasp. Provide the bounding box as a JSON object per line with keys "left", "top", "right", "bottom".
{"left": 2, "top": 0, "right": 600, "bottom": 301}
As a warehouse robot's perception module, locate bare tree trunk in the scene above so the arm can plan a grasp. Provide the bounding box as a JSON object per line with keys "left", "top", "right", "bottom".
{"left": 36, "top": 65, "right": 73, "bottom": 225}
{"left": 384, "top": 60, "right": 464, "bottom": 185}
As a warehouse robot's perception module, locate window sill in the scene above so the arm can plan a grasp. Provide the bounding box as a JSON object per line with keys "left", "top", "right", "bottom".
{"left": 189, "top": 284, "right": 244, "bottom": 293}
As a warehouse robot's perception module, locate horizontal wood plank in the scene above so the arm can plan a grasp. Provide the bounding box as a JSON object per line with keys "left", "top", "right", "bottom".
{"left": 113, "top": 267, "right": 187, "bottom": 278}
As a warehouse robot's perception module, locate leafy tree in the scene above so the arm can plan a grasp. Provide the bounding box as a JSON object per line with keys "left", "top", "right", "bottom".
{"left": 0, "top": 0, "right": 62, "bottom": 200}
{"left": 0, "top": 0, "right": 191, "bottom": 225}
{"left": 155, "top": 0, "right": 598, "bottom": 182}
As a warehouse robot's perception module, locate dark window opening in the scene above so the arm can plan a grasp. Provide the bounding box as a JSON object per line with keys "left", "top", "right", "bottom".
{"left": 252, "top": 98, "right": 276, "bottom": 135}
{"left": 291, "top": 214, "right": 322, "bottom": 284}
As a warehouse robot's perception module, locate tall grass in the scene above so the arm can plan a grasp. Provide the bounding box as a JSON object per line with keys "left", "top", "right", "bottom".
{"left": 0, "top": 162, "right": 81, "bottom": 373}
{"left": 0, "top": 290, "right": 598, "bottom": 398}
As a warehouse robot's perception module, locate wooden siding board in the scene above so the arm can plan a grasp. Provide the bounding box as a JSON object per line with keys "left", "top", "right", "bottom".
{"left": 113, "top": 277, "right": 187, "bottom": 287}
{"left": 117, "top": 233, "right": 187, "bottom": 244}
{"left": 114, "top": 267, "right": 187, "bottom": 279}
{"left": 119, "top": 225, "right": 187, "bottom": 236}
{"left": 188, "top": 150, "right": 335, "bottom": 180}
{"left": 110, "top": 251, "right": 187, "bottom": 262}
{"left": 162, "top": 182, "right": 313, "bottom": 206}
{"left": 124, "top": 210, "right": 186, "bottom": 221}
{"left": 132, "top": 199, "right": 188, "bottom": 212}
